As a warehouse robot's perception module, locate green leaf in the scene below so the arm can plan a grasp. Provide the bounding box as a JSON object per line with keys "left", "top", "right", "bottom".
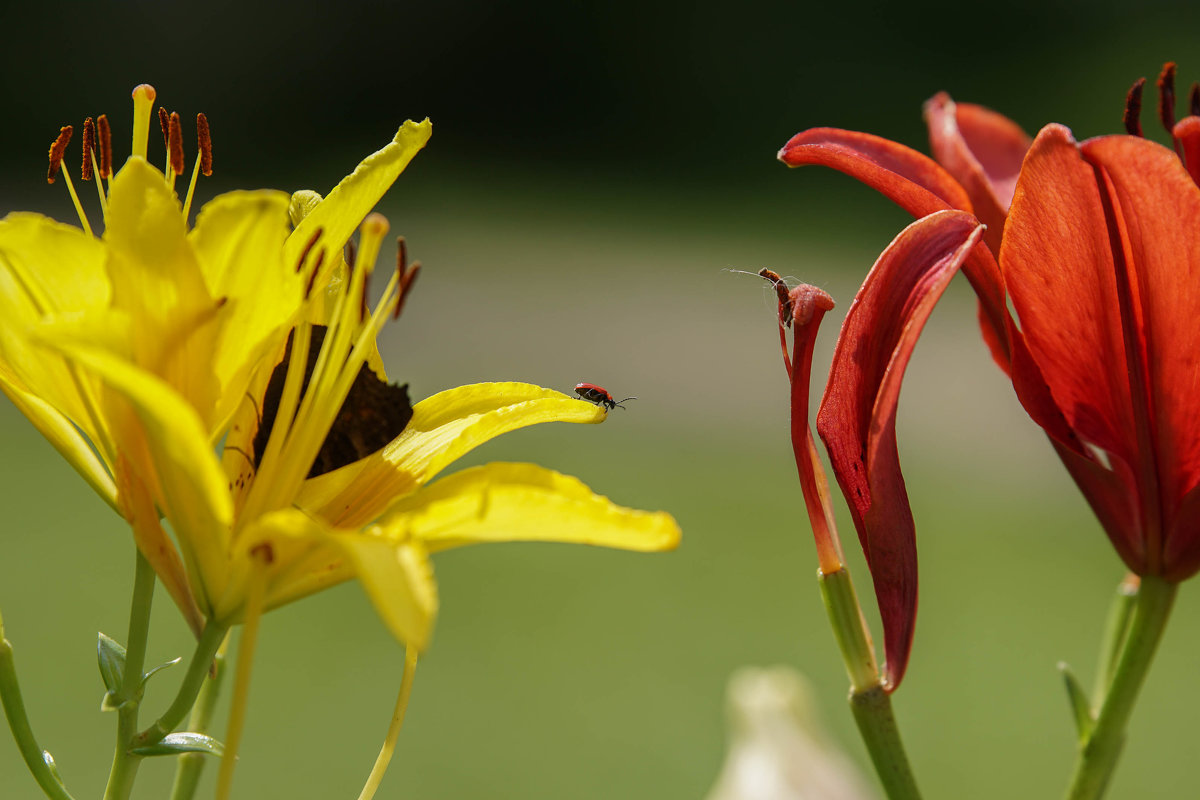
{"left": 131, "top": 732, "right": 225, "bottom": 758}
{"left": 1059, "top": 661, "right": 1095, "bottom": 741}
{"left": 141, "top": 656, "right": 183, "bottom": 684}
{"left": 97, "top": 632, "right": 126, "bottom": 693}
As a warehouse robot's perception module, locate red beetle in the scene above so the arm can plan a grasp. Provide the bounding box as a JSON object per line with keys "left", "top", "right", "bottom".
{"left": 574, "top": 382, "right": 636, "bottom": 411}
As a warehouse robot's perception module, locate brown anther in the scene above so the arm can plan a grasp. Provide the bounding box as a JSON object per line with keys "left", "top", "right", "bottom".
{"left": 81, "top": 117, "right": 95, "bottom": 181}
{"left": 158, "top": 106, "right": 170, "bottom": 150}
{"left": 304, "top": 249, "right": 326, "bottom": 299}
{"left": 758, "top": 268, "right": 794, "bottom": 328}
{"left": 196, "top": 113, "right": 212, "bottom": 176}
{"left": 343, "top": 239, "right": 358, "bottom": 270}
{"left": 1191, "top": 83, "right": 1200, "bottom": 118}
{"left": 1124, "top": 78, "right": 1146, "bottom": 137}
{"left": 295, "top": 227, "right": 324, "bottom": 273}
{"left": 394, "top": 262, "right": 420, "bottom": 320}
{"left": 168, "top": 111, "right": 184, "bottom": 175}
{"left": 97, "top": 115, "right": 113, "bottom": 178}
{"left": 1158, "top": 62, "right": 1178, "bottom": 133}
{"left": 47, "top": 125, "right": 73, "bottom": 184}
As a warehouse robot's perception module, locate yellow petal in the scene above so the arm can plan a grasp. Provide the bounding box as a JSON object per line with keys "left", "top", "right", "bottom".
{"left": 104, "top": 158, "right": 223, "bottom": 424}
{"left": 0, "top": 213, "right": 113, "bottom": 449}
{"left": 302, "top": 382, "right": 605, "bottom": 527}
{"left": 379, "top": 462, "right": 681, "bottom": 553}
{"left": 0, "top": 374, "right": 118, "bottom": 511}
{"left": 284, "top": 119, "right": 432, "bottom": 268}
{"left": 36, "top": 334, "right": 233, "bottom": 611}
{"left": 188, "top": 189, "right": 297, "bottom": 434}
{"left": 331, "top": 530, "right": 438, "bottom": 651}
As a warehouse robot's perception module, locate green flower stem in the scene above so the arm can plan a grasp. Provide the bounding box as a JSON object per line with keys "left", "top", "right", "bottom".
{"left": 136, "top": 620, "right": 228, "bottom": 748}
{"left": 1064, "top": 575, "right": 1177, "bottom": 800}
{"left": 102, "top": 548, "right": 158, "bottom": 800}
{"left": 168, "top": 636, "right": 229, "bottom": 800}
{"left": 0, "top": 610, "right": 78, "bottom": 800}
{"left": 818, "top": 567, "right": 922, "bottom": 800}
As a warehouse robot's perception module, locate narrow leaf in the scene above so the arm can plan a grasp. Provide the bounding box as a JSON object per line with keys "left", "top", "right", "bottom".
{"left": 1059, "top": 661, "right": 1095, "bottom": 741}
{"left": 131, "top": 731, "right": 225, "bottom": 757}
{"left": 142, "top": 656, "right": 183, "bottom": 685}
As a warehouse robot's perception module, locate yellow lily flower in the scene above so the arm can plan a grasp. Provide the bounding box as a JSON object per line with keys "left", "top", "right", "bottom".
{"left": 0, "top": 85, "right": 681, "bottom": 649}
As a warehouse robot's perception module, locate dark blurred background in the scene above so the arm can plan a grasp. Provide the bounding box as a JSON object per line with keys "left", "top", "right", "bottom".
{"left": 3, "top": 2, "right": 1200, "bottom": 798}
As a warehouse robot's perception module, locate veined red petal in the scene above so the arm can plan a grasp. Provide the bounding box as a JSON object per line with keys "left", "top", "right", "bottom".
{"left": 924, "top": 93, "right": 1031, "bottom": 254}
{"left": 1000, "top": 125, "right": 1140, "bottom": 473}
{"left": 779, "top": 127, "right": 1011, "bottom": 372}
{"left": 816, "top": 210, "right": 984, "bottom": 690}
{"left": 1175, "top": 116, "right": 1200, "bottom": 187}
{"left": 1081, "top": 134, "right": 1200, "bottom": 568}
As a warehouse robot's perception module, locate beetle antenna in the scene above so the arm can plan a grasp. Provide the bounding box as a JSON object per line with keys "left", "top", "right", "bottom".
{"left": 613, "top": 396, "right": 638, "bottom": 409}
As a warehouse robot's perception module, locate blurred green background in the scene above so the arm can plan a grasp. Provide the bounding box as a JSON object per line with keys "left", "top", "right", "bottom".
{"left": 3, "top": 1, "right": 1200, "bottom": 798}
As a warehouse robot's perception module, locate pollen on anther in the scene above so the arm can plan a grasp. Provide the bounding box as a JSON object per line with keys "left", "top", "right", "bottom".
{"left": 97, "top": 115, "right": 113, "bottom": 178}
{"left": 1158, "top": 62, "right": 1178, "bottom": 133}
{"left": 759, "top": 268, "right": 794, "bottom": 328}
{"left": 1124, "top": 78, "right": 1146, "bottom": 137}
{"left": 168, "top": 112, "right": 184, "bottom": 175}
{"left": 47, "top": 125, "right": 73, "bottom": 184}
{"left": 158, "top": 107, "right": 170, "bottom": 149}
{"left": 196, "top": 113, "right": 212, "bottom": 176}
{"left": 81, "top": 117, "right": 95, "bottom": 181}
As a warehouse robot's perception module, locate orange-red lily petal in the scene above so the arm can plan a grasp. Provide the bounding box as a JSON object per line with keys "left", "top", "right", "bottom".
{"left": 812, "top": 211, "right": 983, "bottom": 689}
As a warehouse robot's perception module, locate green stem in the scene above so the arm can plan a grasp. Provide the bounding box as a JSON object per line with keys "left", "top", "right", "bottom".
{"left": 1064, "top": 575, "right": 1176, "bottom": 800}
{"left": 168, "top": 636, "right": 229, "bottom": 800}
{"left": 136, "top": 620, "right": 228, "bottom": 747}
{"left": 818, "top": 567, "right": 922, "bottom": 800}
{"left": 102, "top": 549, "right": 158, "bottom": 800}
{"left": 0, "top": 610, "right": 78, "bottom": 800}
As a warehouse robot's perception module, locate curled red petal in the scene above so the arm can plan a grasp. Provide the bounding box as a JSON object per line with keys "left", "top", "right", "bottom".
{"left": 779, "top": 127, "right": 972, "bottom": 216}
{"left": 816, "top": 209, "right": 984, "bottom": 690}
{"left": 924, "top": 93, "right": 1032, "bottom": 254}
{"left": 779, "top": 126, "right": 1011, "bottom": 372}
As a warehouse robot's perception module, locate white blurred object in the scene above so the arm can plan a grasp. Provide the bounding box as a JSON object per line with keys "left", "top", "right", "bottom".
{"left": 704, "top": 667, "right": 881, "bottom": 800}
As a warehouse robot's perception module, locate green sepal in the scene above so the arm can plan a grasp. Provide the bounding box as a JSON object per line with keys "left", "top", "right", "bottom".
{"left": 141, "top": 656, "right": 183, "bottom": 685}
{"left": 1058, "top": 661, "right": 1095, "bottom": 741}
{"left": 97, "top": 633, "right": 126, "bottom": 693}
{"left": 130, "top": 731, "right": 225, "bottom": 758}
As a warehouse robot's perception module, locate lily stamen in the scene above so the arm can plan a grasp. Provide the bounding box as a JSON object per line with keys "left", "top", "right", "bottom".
{"left": 182, "top": 112, "right": 213, "bottom": 221}
{"left": 81, "top": 117, "right": 108, "bottom": 216}
{"left": 46, "top": 125, "right": 93, "bottom": 237}
{"left": 168, "top": 111, "right": 185, "bottom": 185}
{"left": 1124, "top": 78, "right": 1146, "bottom": 137}
{"left": 96, "top": 113, "right": 113, "bottom": 180}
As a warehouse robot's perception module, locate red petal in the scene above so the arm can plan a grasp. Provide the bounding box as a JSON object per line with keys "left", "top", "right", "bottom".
{"left": 779, "top": 127, "right": 972, "bottom": 216}
{"left": 1000, "top": 125, "right": 1140, "bottom": 473}
{"left": 817, "top": 210, "right": 984, "bottom": 690}
{"left": 1175, "top": 116, "right": 1200, "bottom": 187}
{"left": 924, "top": 93, "right": 1031, "bottom": 254}
{"left": 1082, "top": 134, "right": 1200, "bottom": 568}
{"left": 779, "top": 127, "right": 1011, "bottom": 372}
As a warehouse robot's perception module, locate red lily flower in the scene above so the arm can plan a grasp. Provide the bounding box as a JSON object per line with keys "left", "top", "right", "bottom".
{"left": 779, "top": 63, "right": 1200, "bottom": 690}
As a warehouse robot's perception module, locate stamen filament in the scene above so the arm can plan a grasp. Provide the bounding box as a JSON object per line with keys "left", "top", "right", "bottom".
{"left": 181, "top": 158, "right": 202, "bottom": 222}
{"left": 58, "top": 168, "right": 93, "bottom": 238}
